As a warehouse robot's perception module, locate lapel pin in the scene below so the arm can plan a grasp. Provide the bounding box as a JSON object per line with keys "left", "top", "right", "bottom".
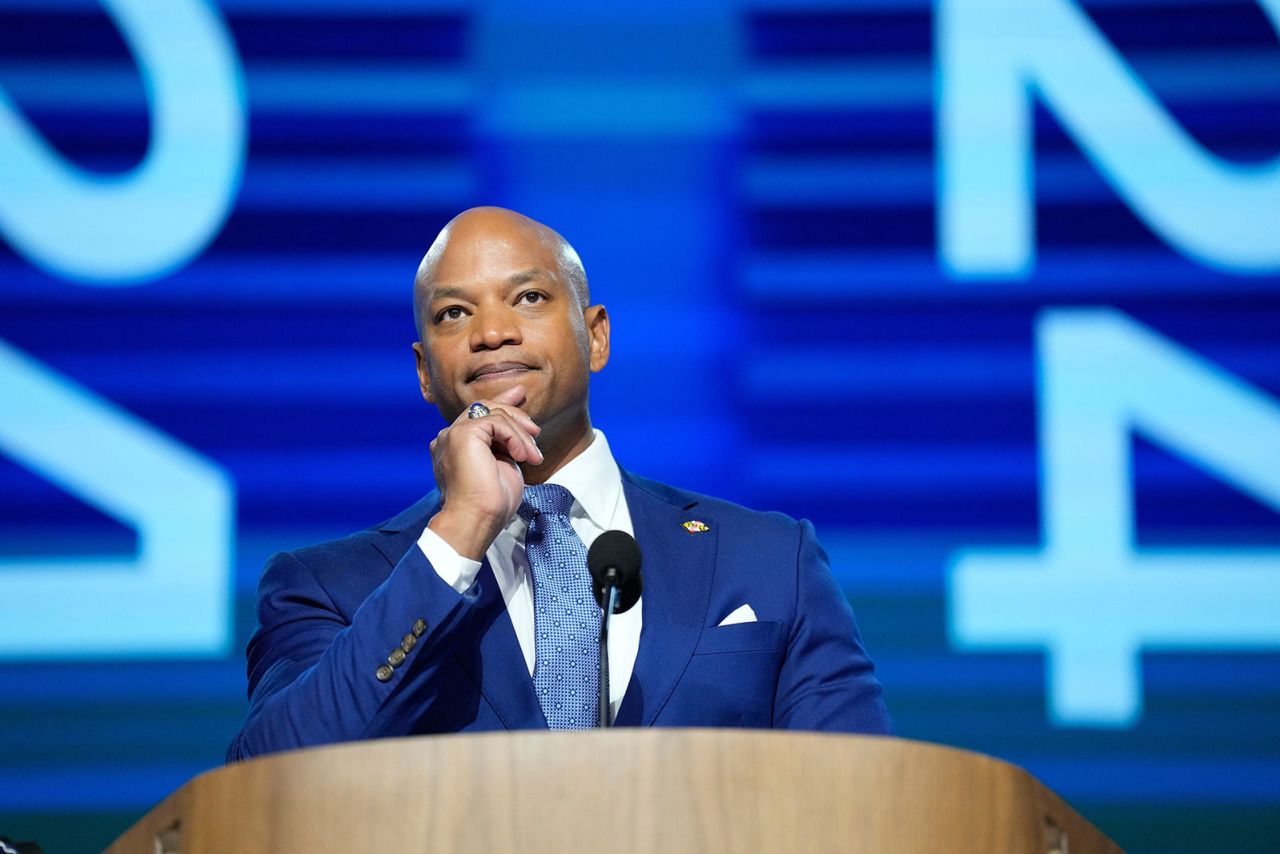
{"left": 682, "top": 520, "right": 710, "bottom": 534}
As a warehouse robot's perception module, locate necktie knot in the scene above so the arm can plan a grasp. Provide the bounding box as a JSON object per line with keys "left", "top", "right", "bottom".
{"left": 519, "top": 483, "right": 575, "bottom": 523}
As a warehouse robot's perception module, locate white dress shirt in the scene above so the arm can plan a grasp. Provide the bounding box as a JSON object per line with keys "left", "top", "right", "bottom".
{"left": 416, "top": 429, "right": 641, "bottom": 718}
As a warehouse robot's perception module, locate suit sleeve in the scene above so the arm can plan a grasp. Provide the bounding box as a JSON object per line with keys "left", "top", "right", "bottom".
{"left": 226, "top": 543, "right": 478, "bottom": 761}
{"left": 773, "top": 520, "right": 895, "bottom": 734}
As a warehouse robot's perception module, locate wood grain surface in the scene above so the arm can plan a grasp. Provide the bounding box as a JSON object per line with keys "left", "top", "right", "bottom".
{"left": 106, "top": 730, "right": 1122, "bottom": 853}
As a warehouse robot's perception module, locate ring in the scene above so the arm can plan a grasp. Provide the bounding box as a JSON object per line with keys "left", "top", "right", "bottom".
{"left": 466, "top": 402, "right": 490, "bottom": 420}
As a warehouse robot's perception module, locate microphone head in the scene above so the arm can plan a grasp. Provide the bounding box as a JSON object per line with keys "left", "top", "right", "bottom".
{"left": 587, "top": 530, "right": 643, "bottom": 614}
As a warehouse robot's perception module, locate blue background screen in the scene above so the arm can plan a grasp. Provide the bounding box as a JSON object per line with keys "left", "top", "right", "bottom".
{"left": 1, "top": 1, "right": 1278, "bottom": 851}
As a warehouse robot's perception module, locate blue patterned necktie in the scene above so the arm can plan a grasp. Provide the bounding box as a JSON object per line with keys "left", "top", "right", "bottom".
{"left": 519, "top": 484, "right": 601, "bottom": 729}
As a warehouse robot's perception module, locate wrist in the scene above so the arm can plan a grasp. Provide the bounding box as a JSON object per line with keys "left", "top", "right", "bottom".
{"left": 427, "top": 506, "right": 505, "bottom": 561}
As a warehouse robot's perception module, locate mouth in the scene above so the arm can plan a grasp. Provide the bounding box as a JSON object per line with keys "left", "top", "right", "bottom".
{"left": 467, "top": 361, "right": 536, "bottom": 384}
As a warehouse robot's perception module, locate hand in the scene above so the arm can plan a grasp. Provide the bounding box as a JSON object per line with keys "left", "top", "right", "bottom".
{"left": 427, "top": 385, "right": 544, "bottom": 560}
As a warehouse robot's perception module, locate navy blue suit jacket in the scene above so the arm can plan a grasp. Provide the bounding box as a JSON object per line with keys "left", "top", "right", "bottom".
{"left": 228, "top": 471, "right": 892, "bottom": 760}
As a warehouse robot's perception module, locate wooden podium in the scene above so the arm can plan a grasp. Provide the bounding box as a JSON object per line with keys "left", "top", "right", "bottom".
{"left": 106, "top": 730, "right": 1121, "bottom": 853}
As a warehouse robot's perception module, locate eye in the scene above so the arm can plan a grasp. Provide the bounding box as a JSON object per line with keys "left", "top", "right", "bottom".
{"left": 518, "top": 290, "right": 547, "bottom": 305}
{"left": 434, "top": 306, "right": 466, "bottom": 324}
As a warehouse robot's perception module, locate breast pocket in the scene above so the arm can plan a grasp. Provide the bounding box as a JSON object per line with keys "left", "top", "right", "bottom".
{"left": 665, "top": 621, "right": 787, "bottom": 728}
{"left": 693, "top": 620, "right": 786, "bottom": 655}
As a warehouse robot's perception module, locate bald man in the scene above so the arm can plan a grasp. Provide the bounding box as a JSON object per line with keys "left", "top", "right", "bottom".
{"left": 227, "top": 208, "right": 891, "bottom": 760}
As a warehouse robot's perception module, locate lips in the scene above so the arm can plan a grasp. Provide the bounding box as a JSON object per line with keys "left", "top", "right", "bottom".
{"left": 468, "top": 361, "right": 535, "bottom": 383}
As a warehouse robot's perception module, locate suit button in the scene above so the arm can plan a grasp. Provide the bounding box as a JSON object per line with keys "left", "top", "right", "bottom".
{"left": 400, "top": 634, "right": 417, "bottom": 653}
{"left": 375, "top": 664, "right": 394, "bottom": 683}
{"left": 412, "top": 618, "right": 427, "bottom": 637}
{"left": 388, "top": 648, "right": 407, "bottom": 667}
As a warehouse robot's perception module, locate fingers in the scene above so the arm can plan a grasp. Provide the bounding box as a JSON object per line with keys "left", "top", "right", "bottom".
{"left": 479, "top": 408, "right": 544, "bottom": 465}
{"left": 479, "top": 401, "right": 540, "bottom": 437}
{"left": 446, "top": 397, "right": 543, "bottom": 465}
{"left": 454, "top": 386, "right": 537, "bottom": 433}
{"left": 491, "top": 384, "right": 527, "bottom": 408}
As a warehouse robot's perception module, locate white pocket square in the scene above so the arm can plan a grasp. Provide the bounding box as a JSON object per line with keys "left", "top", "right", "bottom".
{"left": 717, "top": 604, "right": 757, "bottom": 626}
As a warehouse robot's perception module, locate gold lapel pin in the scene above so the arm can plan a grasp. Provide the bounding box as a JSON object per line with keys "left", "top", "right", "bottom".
{"left": 682, "top": 520, "right": 710, "bottom": 534}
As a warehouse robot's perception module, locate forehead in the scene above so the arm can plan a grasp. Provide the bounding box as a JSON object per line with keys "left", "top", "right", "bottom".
{"left": 425, "top": 223, "right": 563, "bottom": 297}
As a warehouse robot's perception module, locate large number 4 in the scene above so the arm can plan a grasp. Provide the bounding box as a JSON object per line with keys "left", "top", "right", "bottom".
{"left": 949, "top": 309, "right": 1280, "bottom": 727}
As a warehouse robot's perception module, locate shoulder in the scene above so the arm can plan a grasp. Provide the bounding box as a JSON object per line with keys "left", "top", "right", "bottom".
{"left": 286, "top": 492, "right": 439, "bottom": 558}
{"left": 259, "top": 492, "right": 440, "bottom": 609}
{"left": 622, "top": 469, "right": 810, "bottom": 542}
{"left": 282, "top": 527, "right": 382, "bottom": 572}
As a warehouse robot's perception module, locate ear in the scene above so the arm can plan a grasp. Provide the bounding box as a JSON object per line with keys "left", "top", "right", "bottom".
{"left": 412, "top": 341, "right": 436, "bottom": 403}
{"left": 584, "top": 304, "right": 610, "bottom": 373}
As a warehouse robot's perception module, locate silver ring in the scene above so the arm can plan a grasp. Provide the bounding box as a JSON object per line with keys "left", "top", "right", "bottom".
{"left": 466, "top": 402, "right": 490, "bottom": 420}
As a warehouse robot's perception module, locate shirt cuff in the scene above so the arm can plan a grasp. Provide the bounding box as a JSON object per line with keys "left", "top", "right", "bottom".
{"left": 417, "top": 524, "right": 483, "bottom": 593}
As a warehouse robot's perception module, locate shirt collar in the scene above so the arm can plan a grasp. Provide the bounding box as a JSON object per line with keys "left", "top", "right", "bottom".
{"left": 545, "top": 428, "right": 621, "bottom": 529}
{"left": 505, "top": 428, "right": 622, "bottom": 534}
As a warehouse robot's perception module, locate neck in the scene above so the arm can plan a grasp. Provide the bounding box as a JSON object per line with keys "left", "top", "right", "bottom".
{"left": 521, "top": 410, "right": 594, "bottom": 485}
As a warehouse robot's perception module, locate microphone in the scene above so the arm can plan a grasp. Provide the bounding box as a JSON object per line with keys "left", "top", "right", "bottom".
{"left": 586, "top": 531, "right": 643, "bottom": 727}
{"left": 587, "top": 530, "right": 643, "bottom": 615}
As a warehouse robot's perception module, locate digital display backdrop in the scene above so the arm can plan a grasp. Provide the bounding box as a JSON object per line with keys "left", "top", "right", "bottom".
{"left": 2, "top": 0, "right": 1278, "bottom": 851}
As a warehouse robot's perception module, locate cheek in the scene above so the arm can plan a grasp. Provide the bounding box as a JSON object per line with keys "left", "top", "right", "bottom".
{"left": 557, "top": 318, "right": 592, "bottom": 363}
{"left": 423, "top": 337, "right": 460, "bottom": 373}
{"left": 422, "top": 350, "right": 465, "bottom": 401}
{"left": 553, "top": 337, "right": 592, "bottom": 383}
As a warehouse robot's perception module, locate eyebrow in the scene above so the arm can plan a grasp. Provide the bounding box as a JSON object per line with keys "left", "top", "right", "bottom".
{"left": 507, "top": 268, "right": 547, "bottom": 286}
{"left": 429, "top": 286, "right": 470, "bottom": 302}
{"left": 429, "top": 269, "right": 550, "bottom": 304}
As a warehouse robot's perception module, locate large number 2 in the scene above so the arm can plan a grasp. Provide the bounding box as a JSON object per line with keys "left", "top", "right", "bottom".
{"left": 0, "top": 0, "right": 241, "bottom": 657}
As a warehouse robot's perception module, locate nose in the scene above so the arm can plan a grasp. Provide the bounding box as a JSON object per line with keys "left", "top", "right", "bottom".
{"left": 470, "top": 299, "right": 522, "bottom": 351}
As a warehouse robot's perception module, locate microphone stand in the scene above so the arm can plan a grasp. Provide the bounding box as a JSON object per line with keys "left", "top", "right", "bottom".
{"left": 597, "top": 568, "right": 621, "bottom": 728}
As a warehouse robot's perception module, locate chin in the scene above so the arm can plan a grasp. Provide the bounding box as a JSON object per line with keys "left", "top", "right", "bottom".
{"left": 475, "top": 375, "right": 527, "bottom": 395}
{"left": 460, "top": 376, "right": 543, "bottom": 413}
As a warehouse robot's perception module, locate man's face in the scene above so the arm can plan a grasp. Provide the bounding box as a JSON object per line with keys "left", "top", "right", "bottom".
{"left": 412, "top": 215, "right": 608, "bottom": 435}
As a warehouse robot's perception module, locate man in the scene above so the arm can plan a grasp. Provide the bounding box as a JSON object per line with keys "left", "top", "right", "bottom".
{"left": 227, "top": 207, "right": 891, "bottom": 760}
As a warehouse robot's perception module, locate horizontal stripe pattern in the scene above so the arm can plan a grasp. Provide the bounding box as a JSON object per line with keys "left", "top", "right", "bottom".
{"left": 0, "top": 4, "right": 1276, "bottom": 852}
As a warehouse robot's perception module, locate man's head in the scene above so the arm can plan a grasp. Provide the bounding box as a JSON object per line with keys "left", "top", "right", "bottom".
{"left": 412, "top": 207, "right": 610, "bottom": 448}
{"left": 413, "top": 209, "right": 590, "bottom": 338}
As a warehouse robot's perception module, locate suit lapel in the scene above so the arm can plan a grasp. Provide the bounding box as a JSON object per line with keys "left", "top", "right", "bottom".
{"left": 461, "top": 558, "right": 548, "bottom": 729}
{"left": 372, "top": 492, "right": 546, "bottom": 730}
{"left": 614, "top": 474, "right": 717, "bottom": 726}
